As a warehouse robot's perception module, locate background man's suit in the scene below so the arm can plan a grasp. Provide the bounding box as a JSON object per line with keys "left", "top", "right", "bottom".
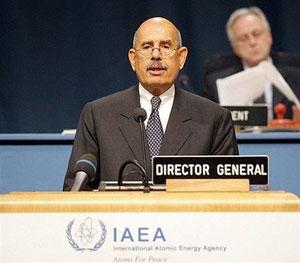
{"left": 63, "top": 86, "right": 238, "bottom": 190}
{"left": 202, "top": 52, "right": 300, "bottom": 118}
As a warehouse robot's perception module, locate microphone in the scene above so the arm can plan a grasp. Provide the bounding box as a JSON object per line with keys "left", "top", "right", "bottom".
{"left": 118, "top": 107, "right": 150, "bottom": 192}
{"left": 133, "top": 107, "right": 149, "bottom": 192}
{"left": 133, "top": 107, "right": 147, "bottom": 123}
{"left": 71, "top": 153, "right": 97, "bottom": 191}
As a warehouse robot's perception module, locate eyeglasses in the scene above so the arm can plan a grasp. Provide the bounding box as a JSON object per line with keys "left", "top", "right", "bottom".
{"left": 135, "top": 46, "right": 178, "bottom": 57}
{"left": 235, "top": 30, "right": 266, "bottom": 44}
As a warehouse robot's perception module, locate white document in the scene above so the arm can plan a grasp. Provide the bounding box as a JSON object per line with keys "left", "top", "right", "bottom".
{"left": 217, "top": 61, "right": 300, "bottom": 108}
{"left": 261, "top": 61, "right": 300, "bottom": 108}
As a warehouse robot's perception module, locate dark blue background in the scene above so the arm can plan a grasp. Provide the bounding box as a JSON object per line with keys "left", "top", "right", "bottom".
{"left": 1, "top": 0, "right": 300, "bottom": 132}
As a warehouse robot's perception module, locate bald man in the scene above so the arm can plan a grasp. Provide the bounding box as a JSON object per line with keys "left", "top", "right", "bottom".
{"left": 63, "top": 17, "right": 238, "bottom": 191}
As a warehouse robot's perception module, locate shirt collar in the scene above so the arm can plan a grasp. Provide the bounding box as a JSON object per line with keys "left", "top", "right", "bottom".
{"left": 138, "top": 83, "right": 175, "bottom": 105}
{"left": 243, "top": 57, "right": 272, "bottom": 70}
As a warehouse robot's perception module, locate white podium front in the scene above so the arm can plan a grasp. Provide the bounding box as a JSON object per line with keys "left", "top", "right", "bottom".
{"left": 1, "top": 191, "right": 300, "bottom": 262}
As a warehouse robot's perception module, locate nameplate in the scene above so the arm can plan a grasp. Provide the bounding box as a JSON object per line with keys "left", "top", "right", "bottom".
{"left": 152, "top": 155, "right": 268, "bottom": 185}
{"left": 223, "top": 105, "right": 268, "bottom": 126}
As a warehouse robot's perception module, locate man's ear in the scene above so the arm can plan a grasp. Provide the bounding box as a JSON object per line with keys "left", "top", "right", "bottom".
{"left": 178, "top": 47, "right": 188, "bottom": 70}
{"left": 128, "top": 48, "right": 136, "bottom": 71}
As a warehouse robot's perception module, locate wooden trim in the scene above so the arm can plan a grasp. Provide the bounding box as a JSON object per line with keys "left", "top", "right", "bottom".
{"left": 166, "top": 179, "right": 249, "bottom": 192}
{"left": 1, "top": 191, "right": 299, "bottom": 213}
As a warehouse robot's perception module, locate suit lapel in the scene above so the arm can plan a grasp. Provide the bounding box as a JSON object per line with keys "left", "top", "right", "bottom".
{"left": 160, "top": 89, "right": 192, "bottom": 155}
{"left": 118, "top": 86, "right": 148, "bottom": 162}
{"left": 272, "top": 60, "right": 289, "bottom": 105}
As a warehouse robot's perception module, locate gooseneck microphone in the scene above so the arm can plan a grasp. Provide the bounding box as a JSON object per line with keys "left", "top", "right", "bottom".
{"left": 133, "top": 107, "right": 148, "bottom": 180}
{"left": 118, "top": 107, "right": 150, "bottom": 193}
{"left": 71, "top": 153, "right": 97, "bottom": 191}
{"left": 133, "top": 107, "right": 149, "bottom": 192}
{"left": 133, "top": 107, "right": 147, "bottom": 122}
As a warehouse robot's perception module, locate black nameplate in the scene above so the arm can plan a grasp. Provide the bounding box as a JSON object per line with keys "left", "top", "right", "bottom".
{"left": 224, "top": 105, "right": 268, "bottom": 126}
{"left": 152, "top": 155, "right": 268, "bottom": 185}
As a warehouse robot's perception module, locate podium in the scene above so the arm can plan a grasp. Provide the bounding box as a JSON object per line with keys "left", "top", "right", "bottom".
{"left": 1, "top": 191, "right": 300, "bottom": 262}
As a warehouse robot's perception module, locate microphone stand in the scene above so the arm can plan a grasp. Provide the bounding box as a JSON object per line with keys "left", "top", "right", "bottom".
{"left": 118, "top": 160, "right": 148, "bottom": 192}
{"left": 118, "top": 108, "right": 150, "bottom": 193}
{"left": 138, "top": 116, "right": 150, "bottom": 192}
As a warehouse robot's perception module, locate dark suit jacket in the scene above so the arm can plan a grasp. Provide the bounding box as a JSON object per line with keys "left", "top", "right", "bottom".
{"left": 63, "top": 86, "right": 238, "bottom": 191}
{"left": 202, "top": 52, "right": 300, "bottom": 118}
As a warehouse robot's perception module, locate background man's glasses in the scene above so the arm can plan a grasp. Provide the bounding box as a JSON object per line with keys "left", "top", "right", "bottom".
{"left": 236, "top": 30, "right": 265, "bottom": 44}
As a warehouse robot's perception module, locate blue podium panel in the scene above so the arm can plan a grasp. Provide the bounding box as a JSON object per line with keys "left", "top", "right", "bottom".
{"left": 0, "top": 145, "right": 71, "bottom": 192}
{"left": 0, "top": 134, "right": 73, "bottom": 193}
{"left": 237, "top": 132, "right": 300, "bottom": 195}
{"left": 0, "top": 133, "right": 299, "bottom": 195}
{"left": 238, "top": 143, "right": 300, "bottom": 193}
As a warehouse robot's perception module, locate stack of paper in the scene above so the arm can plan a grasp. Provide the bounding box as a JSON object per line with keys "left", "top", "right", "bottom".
{"left": 217, "top": 61, "right": 300, "bottom": 108}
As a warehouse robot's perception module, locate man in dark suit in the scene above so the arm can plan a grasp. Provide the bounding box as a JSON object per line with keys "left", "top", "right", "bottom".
{"left": 203, "top": 7, "right": 300, "bottom": 119}
{"left": 63, "top": 17, "right": 238, "bottom": 191}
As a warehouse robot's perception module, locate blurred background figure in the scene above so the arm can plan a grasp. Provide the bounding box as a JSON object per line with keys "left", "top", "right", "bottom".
{"left": 176, "top": 74, "right": 195, "bottom": 93}
{"left": 202, "top": 6, "right": 300, "bottom": 119}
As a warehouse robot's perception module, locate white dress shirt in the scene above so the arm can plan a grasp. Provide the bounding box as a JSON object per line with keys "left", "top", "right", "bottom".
{"left": 139, "top": 84, "right": 175, "bottom": 133}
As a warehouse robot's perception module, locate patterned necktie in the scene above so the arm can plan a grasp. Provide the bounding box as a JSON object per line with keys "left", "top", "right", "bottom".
{"left": 146, "top": 96, "right": 164, "bottom": 158}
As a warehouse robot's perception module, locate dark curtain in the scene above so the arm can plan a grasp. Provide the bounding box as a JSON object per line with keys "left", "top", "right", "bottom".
{"left": 1, "top": 0, "right": 300, "bottom": 132}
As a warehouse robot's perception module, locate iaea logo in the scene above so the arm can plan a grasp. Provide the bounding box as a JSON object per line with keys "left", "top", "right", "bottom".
{"left": 66, "top": 217, "right": 106, "bottom": 251}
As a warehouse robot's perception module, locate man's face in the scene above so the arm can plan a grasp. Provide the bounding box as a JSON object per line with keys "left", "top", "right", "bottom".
{"left": 230, "top": 14, "right": 272, "bottom": 67}
{"left": 128, "top": 18, "right": 188, "bottom": 95}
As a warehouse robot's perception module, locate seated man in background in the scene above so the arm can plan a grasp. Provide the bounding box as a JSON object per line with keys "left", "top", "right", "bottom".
{"left": 203, "top": 6, "right": 300, "bottom": 119}
{"left": 63, "top": 17, "right": 238, "bottom": 191}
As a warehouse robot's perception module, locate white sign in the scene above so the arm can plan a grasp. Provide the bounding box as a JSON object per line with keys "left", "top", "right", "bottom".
{"left": 1, "top": 212, "right": 299, "bottom": 262}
